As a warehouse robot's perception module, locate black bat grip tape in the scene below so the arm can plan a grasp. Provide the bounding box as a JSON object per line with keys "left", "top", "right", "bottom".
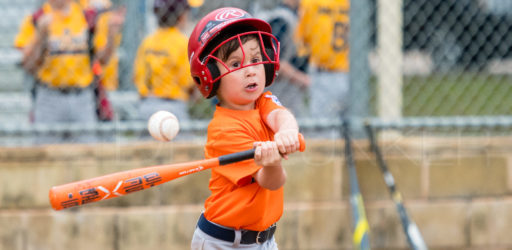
{"left": 218, "top": 149, "right": 256, "bottom": 166}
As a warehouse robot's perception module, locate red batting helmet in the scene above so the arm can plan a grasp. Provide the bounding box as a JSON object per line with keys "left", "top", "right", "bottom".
{"left": 188, "top": 7, "right": 280, "bottom": 98}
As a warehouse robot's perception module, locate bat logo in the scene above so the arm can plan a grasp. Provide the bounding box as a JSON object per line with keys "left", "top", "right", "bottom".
{"left": 97, "top": 181, "right": 123, "bottom": 200}
{"left": 179, "top": 165, "right": 204, "bottom": 175}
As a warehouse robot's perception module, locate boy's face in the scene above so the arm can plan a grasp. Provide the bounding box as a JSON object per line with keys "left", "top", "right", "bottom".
{"left": 216, "top": 38, "right": 266, "bottom": 110}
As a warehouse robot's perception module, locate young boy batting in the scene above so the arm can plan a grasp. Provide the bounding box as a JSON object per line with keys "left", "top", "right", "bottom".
{"left": 188, "top": 7, "right": 302, "bottom": 249}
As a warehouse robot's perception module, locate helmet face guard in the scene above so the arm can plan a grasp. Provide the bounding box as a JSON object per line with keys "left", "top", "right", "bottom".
{"left": 200, "top": 31, "right": 279, "bottom": 93}
{"left": 188, "top": 8, "right": 280, "bottom": 98}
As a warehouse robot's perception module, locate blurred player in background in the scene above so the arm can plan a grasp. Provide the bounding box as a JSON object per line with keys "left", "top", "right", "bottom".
{"left": 79, "top": 0, "right": 122, "bottom": 91}
{"left": 133, "top": 0, "right": 195, "bottom": 122}
{"left": 13, "top": 0, "right": 125, "bottom": 143}
{"left": 79, "top": 0, "right": 124, "bottom": 121}
{"left": 256, "top": 0, "right": 311, "bottom": 118}
{"left": 296, "top": 0, "right": 350, "bottom": 120}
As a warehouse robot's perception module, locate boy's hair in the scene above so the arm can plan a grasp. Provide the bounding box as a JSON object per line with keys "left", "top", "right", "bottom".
{"left": 188, "top": 7, "right": 280, "bottom": 99}
{"left": 153, "top": 0, "right": 189, "bottom": 27}
{"left": 214, "top": 34, "right": 259, "bottom": 63}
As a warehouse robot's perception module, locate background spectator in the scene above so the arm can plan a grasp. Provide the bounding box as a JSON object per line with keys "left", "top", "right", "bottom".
{"left": 296, "top": 0, "right": 350, "bottom": 119}
{"left": 133, "top": 0, "right": 195, "bottom": 122}
{"left": 13, "top": 0, "right": 125, "bottom": 144}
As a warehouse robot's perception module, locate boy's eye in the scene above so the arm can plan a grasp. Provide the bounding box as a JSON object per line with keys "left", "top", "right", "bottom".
{"left": 230, "top": 61, "right": 241, "bottom": 68}
{"left": 251, "top": 57, "right": 261, "bottom": 63}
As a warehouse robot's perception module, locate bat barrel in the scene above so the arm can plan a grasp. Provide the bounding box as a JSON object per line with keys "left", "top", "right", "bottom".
{"left": 49, "top": 159, "right": 219, "bottom": 210}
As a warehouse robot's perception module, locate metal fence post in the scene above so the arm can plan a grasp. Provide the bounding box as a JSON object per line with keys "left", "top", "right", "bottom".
{"left": 377, "top": 0, "right": 403, "bottom": 121}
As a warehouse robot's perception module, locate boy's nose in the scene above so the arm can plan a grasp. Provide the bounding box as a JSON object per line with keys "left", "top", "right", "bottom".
{"left": 244, "top": 65, "right": 257, "bottom": 77}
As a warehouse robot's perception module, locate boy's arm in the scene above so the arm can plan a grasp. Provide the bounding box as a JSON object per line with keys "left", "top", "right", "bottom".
{"left": 266, "top": 108, "right": 301, "bottom": 157}
{"left": 253, "top": 109, "right": 305, "bottom": 189}
{"left": 253, "top": 141, "right": 287, "bottom": 190}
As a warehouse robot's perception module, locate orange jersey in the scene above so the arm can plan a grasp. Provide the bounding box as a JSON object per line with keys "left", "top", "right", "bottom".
{"left": 14, "top": 2, "right": 95, "bottom": 88}
{"left": 133, "top": 27, "right": 193, "bottom": 100}
{"left": 296, "top": 0, "right": 350, "bottom": 71}
{"left": 204, "top": 91, "right": 286, "bottom": 231}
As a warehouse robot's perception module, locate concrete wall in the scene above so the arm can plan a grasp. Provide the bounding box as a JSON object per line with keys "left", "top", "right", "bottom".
{"left": 1, "top": 136, "right": 511, "bottom": 250}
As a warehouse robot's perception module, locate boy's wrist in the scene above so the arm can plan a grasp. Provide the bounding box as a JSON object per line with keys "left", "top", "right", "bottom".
{"left": 276, "top": 128, "right": 298, "bottom": 134}
{"left": 263, "top": 162, "right": 282, "bottom": 169}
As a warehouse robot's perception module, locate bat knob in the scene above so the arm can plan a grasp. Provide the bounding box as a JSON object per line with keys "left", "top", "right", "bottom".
{"left": 298, "top": 133, "right": 306, "bottom": 152}
{"left": 49, "top": 187, "right": 61, "bottom": 211}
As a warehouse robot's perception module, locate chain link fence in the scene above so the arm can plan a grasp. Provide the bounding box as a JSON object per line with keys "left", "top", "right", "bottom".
{"left": 0, "top": 0, "right": 511, "bottom": 146}
{"left": 383, "top": 0, "right": 512, "bottom": 117}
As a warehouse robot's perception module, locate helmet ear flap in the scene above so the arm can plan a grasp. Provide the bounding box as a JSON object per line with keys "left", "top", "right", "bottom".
{"left": 264, "top": 47, "right": 277, "bottom": 86}
{"left": 206, "top": 61, "right": 221, "bottom": 98}
{"left": 207, "top": 60, "right": 220, "bottom": 79}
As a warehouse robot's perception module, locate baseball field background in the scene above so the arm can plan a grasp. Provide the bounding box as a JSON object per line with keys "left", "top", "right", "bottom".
{"left": 1, "top": 0, "right": 512, "bottom": 249}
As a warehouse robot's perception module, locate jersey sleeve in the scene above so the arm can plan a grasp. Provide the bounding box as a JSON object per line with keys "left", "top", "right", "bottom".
{"left": 206, "top": 127, "right": 261, "bottom": 187}
{"left": 257, "top": 91, "right": 286, "bottom": 125}
{"left": 14, "top": 15, "right": 36, "bottom": 49}
{"left": 93, "top": 12, "right": 122, "bottom": 52}
{"left": 93, "top": 12, "right": 108, "bottom": 51}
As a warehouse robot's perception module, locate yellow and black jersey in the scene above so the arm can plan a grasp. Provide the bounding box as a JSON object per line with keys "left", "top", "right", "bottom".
{"left": 296, "top": 0, "right": 350, "bottom": 72}
{"left": 14, "top": 2, "right": 99, "bottom": 88}
{"left": 133, "top": 27, "right": 193, "bottom": 101}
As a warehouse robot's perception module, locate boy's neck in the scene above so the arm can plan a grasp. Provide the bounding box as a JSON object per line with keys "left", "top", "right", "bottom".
{"left": 218, "top": 101, "right": 255, "bottom": 111}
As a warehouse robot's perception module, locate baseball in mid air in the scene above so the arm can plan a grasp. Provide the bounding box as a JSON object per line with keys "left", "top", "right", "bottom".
{"left": 147, "top": 111, "right": 180, "bottom": 141}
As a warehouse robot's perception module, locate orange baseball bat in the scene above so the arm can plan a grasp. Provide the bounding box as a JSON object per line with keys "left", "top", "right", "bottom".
{"left": 49, "top": 134, "right": 306, "bottom": 210}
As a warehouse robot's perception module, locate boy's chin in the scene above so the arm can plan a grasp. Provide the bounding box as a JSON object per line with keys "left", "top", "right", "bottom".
{"left": 225, "top": 96, "right": 261, "bottom": 109}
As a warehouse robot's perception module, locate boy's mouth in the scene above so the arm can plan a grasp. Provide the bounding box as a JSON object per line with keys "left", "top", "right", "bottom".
{"left": 246, "top": 83, "right": 258, "bottom": 90}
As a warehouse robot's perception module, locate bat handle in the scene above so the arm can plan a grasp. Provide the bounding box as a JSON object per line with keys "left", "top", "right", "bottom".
{"left": 218, "top": 133, "right": 306, "bottom": 166}
{"left": 298, "top": 133, "right": 306, "bottom": 152}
